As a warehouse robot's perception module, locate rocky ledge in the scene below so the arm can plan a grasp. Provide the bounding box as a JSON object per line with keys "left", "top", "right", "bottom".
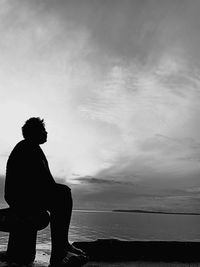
{"left": 73, "top": 239, "right": 200, "bottom": 262}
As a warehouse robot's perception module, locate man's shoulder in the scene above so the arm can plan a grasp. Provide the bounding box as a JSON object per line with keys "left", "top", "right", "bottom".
{"left": 11, "top": 140, "right": 35, "bottom": 155}
{"left": 7, "top": 140, "right": 28, "bottom": 164}
{"left": 14, "top": 139, "right": 28, "bottom": 150}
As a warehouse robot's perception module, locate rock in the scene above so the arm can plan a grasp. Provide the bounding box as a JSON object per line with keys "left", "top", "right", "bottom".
{"left": 0, "top": 250, "right": 50, "bottom": 266}
{"left": 73, "top": 239, "right": 200, "bottom": 262}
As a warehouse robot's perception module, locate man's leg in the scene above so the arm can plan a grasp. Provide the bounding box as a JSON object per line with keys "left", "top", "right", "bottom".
{"left": 7, "top": 229, "right": 37, "bottom": 263}
{"left": 48, "top": 184, "right": 73, "bottom": 263}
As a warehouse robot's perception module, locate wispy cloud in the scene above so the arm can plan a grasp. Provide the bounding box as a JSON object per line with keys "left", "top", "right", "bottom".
{"left": 74, "top": 176, "right": 135, "bottom": 186}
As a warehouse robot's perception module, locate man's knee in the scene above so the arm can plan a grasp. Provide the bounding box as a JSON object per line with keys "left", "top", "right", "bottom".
{"left": 47, "top": 184, "right": 72, "bottom": 212}
{"left": 56, "top": 183, "right": 71, "bottom": 193}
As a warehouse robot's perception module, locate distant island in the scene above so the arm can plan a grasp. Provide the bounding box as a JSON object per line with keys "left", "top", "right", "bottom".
{"left": 113, "top": 209, "right": 200, "bottom": 215}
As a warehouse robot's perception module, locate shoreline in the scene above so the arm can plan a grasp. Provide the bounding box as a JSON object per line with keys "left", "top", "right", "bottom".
{"left": 73, "top": 209, "right": 200, "bottom": 216}
{"left": 112, "top": 209, "right": 200, "bottom": 215}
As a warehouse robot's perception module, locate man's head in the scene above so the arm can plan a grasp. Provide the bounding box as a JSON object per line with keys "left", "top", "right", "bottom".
{"left": 22, "top": 117, "right": 47, "bottom": 144}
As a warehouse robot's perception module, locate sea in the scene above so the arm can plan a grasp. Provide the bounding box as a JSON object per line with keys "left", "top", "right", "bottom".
{"left": 1, "top": 210, "right": 200, "bottom": 250}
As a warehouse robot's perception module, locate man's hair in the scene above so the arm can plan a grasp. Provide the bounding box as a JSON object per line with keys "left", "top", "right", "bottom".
{"left": 22, "top": 117, "right": 45, "bottom": 139}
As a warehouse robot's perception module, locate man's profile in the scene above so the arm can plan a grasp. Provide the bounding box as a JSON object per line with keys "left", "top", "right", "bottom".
{"left": 5, "top": 117, "right": 88, "bottom": 266}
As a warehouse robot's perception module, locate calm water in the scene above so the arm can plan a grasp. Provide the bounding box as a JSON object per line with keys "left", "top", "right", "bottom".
{"left": 69, "top": 210, "right": 200, "bottom": 242}
{"left": 1, "top": 210, "right": 200, "bottom": 249}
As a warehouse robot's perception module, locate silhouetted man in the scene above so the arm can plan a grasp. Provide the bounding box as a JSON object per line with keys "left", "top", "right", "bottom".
{"left": 5, "top": 117, "right": 87, "bottom": 266}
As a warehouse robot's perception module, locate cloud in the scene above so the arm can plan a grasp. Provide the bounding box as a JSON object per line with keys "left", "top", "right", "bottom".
{"left": 186, "top": 187, "right": 200, "bottom": 193}
{"left": 77, "top": 55, "right": 200, "bottom": 179}
{"left": 74, "top": 176, "right": 135, "bottom": 186}
{"left": 71, "top": 175, "right": 200, "bottom": 212}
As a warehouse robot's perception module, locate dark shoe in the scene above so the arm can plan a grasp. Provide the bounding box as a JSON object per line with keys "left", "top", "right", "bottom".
{"left": 67, "top": 244, "right": 86, "bottom": 256}
{"left": 49, "top": 251, "right": 89, "bottom": 267}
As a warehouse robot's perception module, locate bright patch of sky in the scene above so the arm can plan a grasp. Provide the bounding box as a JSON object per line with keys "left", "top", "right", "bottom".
{"left": 0, "top": 0, "right": 200, "bottom": 211}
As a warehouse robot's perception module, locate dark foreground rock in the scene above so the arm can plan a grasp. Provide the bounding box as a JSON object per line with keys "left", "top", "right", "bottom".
{"left": 0, "top": 250, "right": 50, "bottom": 266}
{"left": 0, "top": 239, "right": 200, "bottom": 266}
{"left": 73, "top": 239, "right": 200, "bottom": 262}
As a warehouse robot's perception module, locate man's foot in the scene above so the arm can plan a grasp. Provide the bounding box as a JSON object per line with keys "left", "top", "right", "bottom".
{"left": 67, "top": 244, "right": 86, "bottom": 256}
{"left": 49, "top": 251, "right": 88, "bottom": 267}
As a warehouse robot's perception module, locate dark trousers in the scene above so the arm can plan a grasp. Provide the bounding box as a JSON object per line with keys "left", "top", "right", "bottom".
{"left": 48, "top": 184, "right": 72, "bottom": 263}
{"left": 6, "top": 183, "right": 72, "bottom": 263}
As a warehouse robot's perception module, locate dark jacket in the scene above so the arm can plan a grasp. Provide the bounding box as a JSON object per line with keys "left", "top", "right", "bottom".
{"left": 5, "top": 140, "right": 56, "bottom": 212}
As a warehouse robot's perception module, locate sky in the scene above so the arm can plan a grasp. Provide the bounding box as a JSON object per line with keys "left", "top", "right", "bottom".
{"left": 0, "top": 0, "right": 200, "bottom": 211}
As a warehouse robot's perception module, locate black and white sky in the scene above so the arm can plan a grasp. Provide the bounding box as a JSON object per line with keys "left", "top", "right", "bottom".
{"left": 1, "top": 0, "right": 200, "bottom": 211}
